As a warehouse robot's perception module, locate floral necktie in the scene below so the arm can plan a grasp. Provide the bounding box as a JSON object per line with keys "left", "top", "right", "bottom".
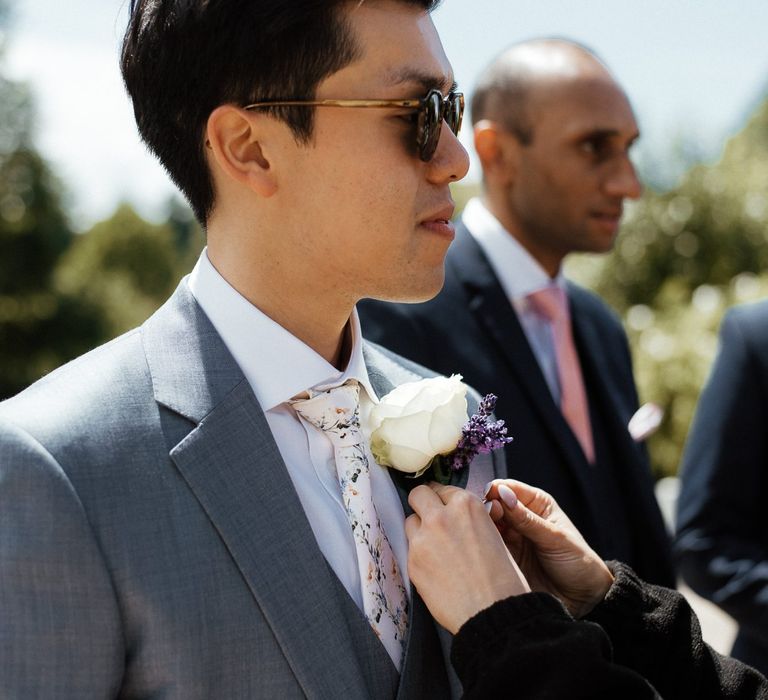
{"left": 292, "top": 380, "right": 409, "bottom": 669}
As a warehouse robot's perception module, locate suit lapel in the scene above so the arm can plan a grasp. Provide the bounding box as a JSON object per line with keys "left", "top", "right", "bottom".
{"left": 143, "top": 282, "right": 372, "bottom": 698}
{"left": 569, "top": 287, "right": 672, "bottom": 547}
{"left": 449, "top": 228, "right": 591, "bottom": 482}
{"left": 363, "top": 342, "right": 413, "bottom": 515}
{"left": 363, "top": 341, "right": 488, "bottom": 510}
{"left": 363, "top": 342, "right": 461, "bottom": 698}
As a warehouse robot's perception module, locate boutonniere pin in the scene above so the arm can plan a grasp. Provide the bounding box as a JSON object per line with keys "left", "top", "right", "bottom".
{"left": 369, "top": 374, "right": 512, "bottom": 484}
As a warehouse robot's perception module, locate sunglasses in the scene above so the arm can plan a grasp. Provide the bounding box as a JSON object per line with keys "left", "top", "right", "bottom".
{"left": 243, "top": 88, "right": 464, "bottom": 162}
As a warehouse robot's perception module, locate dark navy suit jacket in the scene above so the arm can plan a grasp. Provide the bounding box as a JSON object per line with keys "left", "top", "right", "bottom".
{"left": 359, "top": 223, "right": 675, "bottom": 587}
{"left": 676, "top": 299, "right": 768, "bottom": 676}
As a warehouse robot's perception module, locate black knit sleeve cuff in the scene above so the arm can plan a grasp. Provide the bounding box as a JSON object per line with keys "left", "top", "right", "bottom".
{"left": 586, "top": 560, "right": 655, "bottom": 630}
{"left": 451, "top": 592, "right": 573, "bottom": 680}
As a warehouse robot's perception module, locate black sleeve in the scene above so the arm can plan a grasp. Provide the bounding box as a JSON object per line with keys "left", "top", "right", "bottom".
{"left": 451, "top": 562, "right": 768, "bottom": 700}
{"left": 675, "top": 307, "right": 768, "bottom": 641}
{"left": 586, "top": 562, "right": 768, "bottom": 700}
{"left": 451, "top": 589, "right": 660, "bottom": 699}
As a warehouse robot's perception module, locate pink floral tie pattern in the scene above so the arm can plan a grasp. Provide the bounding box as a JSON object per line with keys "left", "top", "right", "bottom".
{"left": 292, "top": 381, "right": 409, "bottom": 668}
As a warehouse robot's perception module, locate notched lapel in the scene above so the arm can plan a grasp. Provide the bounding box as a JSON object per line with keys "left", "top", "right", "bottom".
{"left": 363, "top": 341, "right": 464, "bottom": 698}
{"left": 450, "top": 231, "right": 590, "bottom": 479}
{"left": 569, "top": 292, "right": 663, "bottom": 495}
{"left": 364, "top": 342, "right": 421, "bottom": 515}
{"left": 170, "top": 382, "right": 373, "bottom": 698}
{"left": 363, "top": 341, "right": 497, "bottom": 508}
{"left": 569, "top": 289, "right": 673, "bottom": 567}
{"left": 144, "top": 282, "right": 372, "bottom": 698}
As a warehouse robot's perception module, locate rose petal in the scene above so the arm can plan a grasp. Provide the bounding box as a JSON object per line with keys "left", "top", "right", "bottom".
{"left": 372, "top": 410, "right": 435, "bottom": 455}
{"left": 369, "top": 401, "right": 407, "bottom": 428}
{"left": 377, "top": 443, "right": 433, "bottom": 473}
{"left": 375, "top": 379, "right": 425, "bottom": 408}
{"left": 371, "top": 375, "right": 469, "bottom": 473}
{"left": 403, "top": 375, "right": 464, "bottom": 413}
{"left": 429, "top": 398, "right": 468, "bottom": 454}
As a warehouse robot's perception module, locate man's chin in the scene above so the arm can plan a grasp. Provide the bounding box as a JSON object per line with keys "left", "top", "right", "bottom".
{"left": 585, "top": 219, "right": 622, "bottom": 251}
{"left": 587, "top": 239, "right": 617, "bottom": 255}
{"left": 366, "top": 270, "right": 446, "bottom": 305}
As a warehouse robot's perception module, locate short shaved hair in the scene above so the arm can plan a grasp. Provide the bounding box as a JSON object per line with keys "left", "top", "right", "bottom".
{"left": 471, "top": 38, "right": 604, "bottom": 144}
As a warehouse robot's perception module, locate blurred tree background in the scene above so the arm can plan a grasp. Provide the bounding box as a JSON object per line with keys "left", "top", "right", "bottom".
{"left": 452, "top": 97, "right": 768, "bottom": 478}
{"left": 566, "top": 97, "right": 768, "bottom": 478}
{"left": 0, "top": 0, "right": 97, "bottom": 397}
{"left": 0, "top": 0, "right": 203, "bottom": 399}
{"left": 3, "top": 0, "right": 768, "bottom": 479}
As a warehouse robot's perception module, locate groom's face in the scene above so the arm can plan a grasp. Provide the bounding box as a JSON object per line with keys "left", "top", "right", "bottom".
{"left": 277, "top": 0, "right": 469, "bottom": 304}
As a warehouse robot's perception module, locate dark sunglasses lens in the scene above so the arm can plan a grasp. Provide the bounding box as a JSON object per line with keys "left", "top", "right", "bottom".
{"left": 447, "top": 94, "right": 464, "bottom": 135}
{"left": 419, "top": 91, "right": 442, "bottom": 161}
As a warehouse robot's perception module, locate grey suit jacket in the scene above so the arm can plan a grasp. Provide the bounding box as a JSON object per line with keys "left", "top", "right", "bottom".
{"left": 0, "top": 280, "right": 500, "bottom": 699}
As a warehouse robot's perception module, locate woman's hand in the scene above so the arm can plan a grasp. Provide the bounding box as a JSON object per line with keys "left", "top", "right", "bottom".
{"left": 405, "top": 483, "right": 530, "bottom": 633}
{"left": 485, "top": 479, "right": 614, "bottom": 618}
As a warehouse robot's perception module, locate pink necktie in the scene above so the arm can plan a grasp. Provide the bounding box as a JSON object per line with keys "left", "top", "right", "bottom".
{"left": 528, "top": 286, "right": 595, "bottom": 463}
{"left": 292, "top": 381, "right": 409, "bottom": 669}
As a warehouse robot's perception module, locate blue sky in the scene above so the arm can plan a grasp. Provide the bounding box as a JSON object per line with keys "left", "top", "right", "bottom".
{"left": 5, "top": 0, "right": 768, "bottom": 229}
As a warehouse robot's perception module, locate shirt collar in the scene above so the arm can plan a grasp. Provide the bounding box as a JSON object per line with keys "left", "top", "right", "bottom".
{"left": 462, "top": 197, "right": 565, "bottom": 300}
{"left": 188, "top": 249, "right": 378, "bottom": 411}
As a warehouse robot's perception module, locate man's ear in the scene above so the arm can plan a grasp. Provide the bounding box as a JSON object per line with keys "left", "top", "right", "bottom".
{"left": 474, "top": 119, "right": 519, "bottom": 188}
{"left": 205, "top": 105, "right": 278, "bottom": 198}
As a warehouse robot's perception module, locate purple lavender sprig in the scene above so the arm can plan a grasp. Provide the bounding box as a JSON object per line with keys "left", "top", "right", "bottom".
{"left": 450, "top": 394, "right": 513, "bottom": 472}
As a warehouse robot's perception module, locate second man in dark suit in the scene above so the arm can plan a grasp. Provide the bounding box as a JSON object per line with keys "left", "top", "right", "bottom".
{"left": 676, "top": 299, "right": 768, "bottom": 677}
{"left": 360, "top": 38, "right": 675, "bottom": 586}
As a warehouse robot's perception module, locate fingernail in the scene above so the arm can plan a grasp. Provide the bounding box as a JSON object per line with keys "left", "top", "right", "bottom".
{"left": 483, "top": 500, "right": 493, "bottom": 513}
{"left": 483, "top": 481, "right": 495, "bottom": 498}
{"left": 498, "top": 484, "right": 517, "bottom": 509}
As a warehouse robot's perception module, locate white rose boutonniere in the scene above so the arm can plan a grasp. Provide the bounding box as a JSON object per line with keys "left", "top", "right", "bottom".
{"left": 369, "top": 374, "right": 468, "bottom": 477}
{"left": 369, "top": 374, "right": 512, "bottom": 483}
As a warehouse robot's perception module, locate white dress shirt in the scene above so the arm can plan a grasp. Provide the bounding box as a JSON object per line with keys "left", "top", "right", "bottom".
{"left": 188, "top": 250, "right": 411, "bottom": 618}
{"left": 463, "top": 197, "right": 567, "bottom": 404}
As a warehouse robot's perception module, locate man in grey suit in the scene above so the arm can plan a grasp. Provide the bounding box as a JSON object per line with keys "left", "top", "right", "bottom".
{"left": 0, "top": 1, "right": 495, "bottom": 697}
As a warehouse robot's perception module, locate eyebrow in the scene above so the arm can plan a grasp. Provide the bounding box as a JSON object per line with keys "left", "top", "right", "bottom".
{"left": 383, "top": 68, "right": 457, "bottom": 95}
{"left": 578, "top": 128, "right": 640, "bottom": 146}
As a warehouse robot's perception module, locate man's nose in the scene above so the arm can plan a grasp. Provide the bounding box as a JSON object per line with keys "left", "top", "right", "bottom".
{"left": 426, "top": 121, "right": 470, "bottom": 184}
{"left": 605, "top": 155, "right": 642, "bottom": 200}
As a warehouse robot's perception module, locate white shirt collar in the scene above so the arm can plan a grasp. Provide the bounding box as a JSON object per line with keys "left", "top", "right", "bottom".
{"left": 462, "top": 197, "right": 565, "bottom": 301}
{"left": 188, "top": 249, "right": 377, "bottom": 411}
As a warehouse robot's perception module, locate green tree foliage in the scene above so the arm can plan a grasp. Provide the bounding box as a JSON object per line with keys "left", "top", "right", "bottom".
{"left": 590, "top": 99, "right": 768, "bottom": 312}
{"left": 1, "top": 148, "right": 72, "bottom": 291}
{"left": 0, "top": 3, "right": 106, "bottom": 399}
{"left": 0, "top": 2, "right": 203, "bottom": 398}
{"left": 624, "top": 274, "right": 768, "bottom": 478}
{"left": 569, "top": 95, "right": 768, "bottom": 477}
{"left": 56, "top": 203, "right": 203, "bottom": 337}
{"left": 0, "top": 146, "right": 107, "bottom": 398}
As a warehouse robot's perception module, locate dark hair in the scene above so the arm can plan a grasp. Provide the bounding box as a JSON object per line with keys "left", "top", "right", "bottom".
{"left": 471, "top": 37, "right": 600, "bottom": 146}
{"left": 121, "top": 0, "right": 439, "bottom": 224}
